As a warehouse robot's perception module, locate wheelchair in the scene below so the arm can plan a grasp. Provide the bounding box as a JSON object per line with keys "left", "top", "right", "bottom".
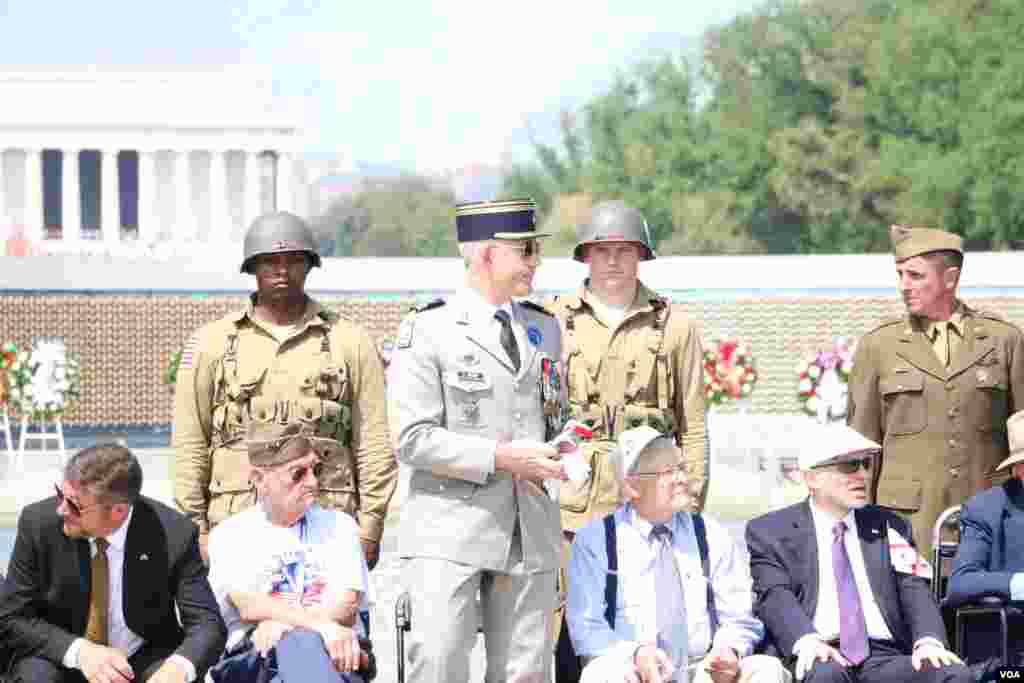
{"left": 931, "top": 505, "right": 1021, "bottom": 667}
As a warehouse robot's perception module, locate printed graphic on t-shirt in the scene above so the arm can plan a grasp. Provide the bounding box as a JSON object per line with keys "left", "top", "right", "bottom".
{"left": 265, "top": 547, "right": 328, "bottom": 607}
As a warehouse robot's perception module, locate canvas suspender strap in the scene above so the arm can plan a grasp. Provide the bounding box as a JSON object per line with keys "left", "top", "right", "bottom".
{"left": 603, "top": 513, "right": 718, "bottom": 637}
{"left": 603, "top": 513, "right": 618, "bottom": 629}
{"left": 693, "top": 513, "right": 719, "bottom": 638}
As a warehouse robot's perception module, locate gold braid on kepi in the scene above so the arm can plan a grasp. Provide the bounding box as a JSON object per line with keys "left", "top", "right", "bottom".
{"left": 454, "top": 198, "right": 551, "bottom": 242}
{"left": 247, "top": 422, "right": 317, "bottom": 467}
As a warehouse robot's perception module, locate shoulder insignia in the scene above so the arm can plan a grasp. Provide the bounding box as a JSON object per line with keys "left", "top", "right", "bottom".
{"left": 519, "top": 300, "right": 555, "bottom": 317}
{"left": 412, "top": 298, "right": 446, "bottom": 314}
{"left": 178, "top": 335, "right": 200, "bottom": 372}
{"left": 396, "top": 316, "right": 415, "bottom": 349}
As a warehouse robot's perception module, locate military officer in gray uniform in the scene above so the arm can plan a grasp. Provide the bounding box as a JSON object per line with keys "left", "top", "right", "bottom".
{"left": 388, "top": 198, "right": 569, "bottom": 683}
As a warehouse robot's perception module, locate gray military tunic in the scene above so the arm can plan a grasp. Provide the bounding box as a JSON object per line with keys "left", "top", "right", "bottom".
{"left": 388, "top": 288, "right": 566, "bottom": 683}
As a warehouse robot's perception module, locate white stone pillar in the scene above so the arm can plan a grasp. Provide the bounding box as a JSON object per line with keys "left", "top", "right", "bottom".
{"left": 101, "top": 149, "right": 121, "bottom": 244}
{"left": 137, "top": 150, "right": 156, "bottom": 243}
{"left": 209, "top": 149, "right": 228, "bottom": 240}
{"left": 176, "top": 150, "right": 194, "bottom": 241}
{"left": 275, "top": 152, "right": 293, "bottom": 213}
{"left": 244, "top": 149, "right": 261, "bottom": 230}
{"left": 24, "top": 148, "right": 43, "bottom": 242}
{"left": 62, "top": 149, "right": 80, "bottom": 243}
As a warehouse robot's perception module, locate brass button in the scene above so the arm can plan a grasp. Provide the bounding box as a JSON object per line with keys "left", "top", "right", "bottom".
{"left": 945, "top": 382, "right": 955, "bottom": 391}
{"left": 950, "top": 467, "right": 960, "bottom": 478}
{"left": 948, "top": 439, "right": 957, "bottom": 447}
{"left": 948, "top": 409, "right": 957, "bottom": 418}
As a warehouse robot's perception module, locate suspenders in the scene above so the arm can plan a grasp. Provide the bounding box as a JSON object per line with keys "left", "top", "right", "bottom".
{"left": 602, "top": 512, "right": 719, "bottom": 638}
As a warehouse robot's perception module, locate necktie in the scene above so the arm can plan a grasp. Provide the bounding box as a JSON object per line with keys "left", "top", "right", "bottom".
{"left": 932, "top": 322, "right": 956, "bottom": 366}
{"left": 85, "top": 538, "right": 110, "bottom": 645}
{"left": 832, "top": 521, "right": 869, "bottom": 664}
{"left": 651, "top": 524, "right": 688, "bottom": 679}
{"left": 494, "top": 310, "right": 521, "bottom": 372}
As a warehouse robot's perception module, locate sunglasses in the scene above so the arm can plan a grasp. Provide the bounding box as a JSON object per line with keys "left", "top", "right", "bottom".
{"left": 54, "top": 483, "right": 104, "bottom": 517}
{"left": 816, "top": 457, "right": 874, "bottom": 475}
{"left": 500, "top": 240, "right": 542, "bottom": 259}
{"left": 285, "top": 461, "right": 324, "bottom": 485}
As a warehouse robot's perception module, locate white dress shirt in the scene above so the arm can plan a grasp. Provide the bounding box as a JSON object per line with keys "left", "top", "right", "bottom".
{"left": 808, "top": 502, "right": 894, "bottom": 643}
{"left": 63, "top": 507, "right": 196, "bottom": 681}
{"left": 567, "top": 505, "right": 765, "bottom": 667}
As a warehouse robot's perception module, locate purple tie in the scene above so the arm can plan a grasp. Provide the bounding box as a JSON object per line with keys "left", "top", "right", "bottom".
{"left": 833, "top": 520, "right": 869, "bottom": 664}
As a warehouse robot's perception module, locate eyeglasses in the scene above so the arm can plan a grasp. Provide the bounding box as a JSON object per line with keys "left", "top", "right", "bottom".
{"left": 816, "top": 457, "right": 874, "bottom": 475}
{"left": 285, "top": 461, "right": 324, "bottom": 485}
{"left": 54, "top": 483, "right": 104, "bottom": 517}
{"left": 631, "top": 463, "right": 686, "bottom": 480}
{"left": 499, "top": 240, "right": 542, "bottom": 259}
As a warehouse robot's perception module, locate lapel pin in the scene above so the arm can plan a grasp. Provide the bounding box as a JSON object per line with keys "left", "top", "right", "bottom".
{"left": 139, "top": 553, "right": 149, "bottom": 561}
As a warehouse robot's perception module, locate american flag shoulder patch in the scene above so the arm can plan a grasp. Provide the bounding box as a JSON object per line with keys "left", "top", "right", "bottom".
{"left": 179, "top": 336, "right": 200, "bottom": 372}
{"left": 887, "top": 526, "right": 933, "bottom": 579}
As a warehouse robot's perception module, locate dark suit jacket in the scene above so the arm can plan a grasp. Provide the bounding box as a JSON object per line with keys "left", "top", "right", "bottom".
{"left": 746, "top": 500, "right": 948, "bottom": 659}
{"left": 947, "top": 476, "right": 1024, "bottom": 607}
{"left": 0, "top": 495, "right": 226, "bottom": 675}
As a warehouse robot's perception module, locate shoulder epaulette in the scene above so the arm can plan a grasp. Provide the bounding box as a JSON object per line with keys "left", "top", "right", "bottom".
{"left": 519, "top": 300, "right": 554, "bottom": 317}
{"left": 412, "top": 298, "right": 446, "bottom": 314}
{"left": 865, "top": 317, "right": 904, "bottom": 335}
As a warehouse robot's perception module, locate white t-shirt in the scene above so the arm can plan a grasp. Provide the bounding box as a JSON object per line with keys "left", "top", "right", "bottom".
{"left": 208, "top": 503, "right": 373, "bottom": 647}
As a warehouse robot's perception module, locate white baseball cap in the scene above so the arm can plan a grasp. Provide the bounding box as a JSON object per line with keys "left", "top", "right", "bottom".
{"left": 615, "top": 425, "right": 672, "bottom": 480}
{"left": 798, "top": 423, "right": 881, "bottom": 471}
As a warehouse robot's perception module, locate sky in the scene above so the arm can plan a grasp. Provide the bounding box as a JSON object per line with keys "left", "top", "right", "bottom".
{"left": 0, "top": 0, "right": 763, "bottom": 172}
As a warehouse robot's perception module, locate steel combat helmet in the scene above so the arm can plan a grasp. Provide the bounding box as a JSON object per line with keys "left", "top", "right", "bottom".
{"left": 573, "top": 200, "right": 656, "bottom": 262}
{"left": 240, "top": 211, "right": 322, "bottom": 274}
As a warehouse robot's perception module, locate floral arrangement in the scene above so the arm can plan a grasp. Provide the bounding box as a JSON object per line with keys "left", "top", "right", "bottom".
{"left": 5, "top": 339, "right": 81, "bottom": 419}
{"left": 165, "top": 349, "right": 183, "bottom": 387}
{"left": 703, "top": 337, "right": 758, "bottom": 406}
{"left": 797, "top": 337, "right": 856, "bottom": 421}
{"left": 0, "top": 342, "right": 17, "bottom": 406}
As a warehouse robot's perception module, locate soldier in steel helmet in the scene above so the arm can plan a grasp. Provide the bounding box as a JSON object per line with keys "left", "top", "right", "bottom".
{"left": 847, "top": 225, "right": 1024, "bottom": 558}
{"left": 549, "top": 199, "right": 708, "bottom": 682}
{"left": 172, "top": 211, "right": 397, "bottom": 571}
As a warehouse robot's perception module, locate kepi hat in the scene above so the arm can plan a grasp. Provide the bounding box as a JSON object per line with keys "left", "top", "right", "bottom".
{"left": 799, "top": 423, "right": 882, "bottom": 471}
{"left": 455, "top": 198, "right": 551, "bottom": 242}
{"left": 995, "top": 410, "right": 1024, "bottom": 471}
{"left": 247, "top": 422, "right": 317, "bottom": 468}
{"left": 890, "top": 224, "right": 963, "bottom": 261}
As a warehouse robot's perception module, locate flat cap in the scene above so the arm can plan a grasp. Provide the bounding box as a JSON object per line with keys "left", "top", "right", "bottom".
{"left": 247, "top": 422, "right": 317, "bottom": 468}
{"left": 890, "top": 224, "right": 963, "bottom": 261}
{"left": 455, "top": 198, "right": 551, "bottom": 242}
{"left": 799, "top": 423, "right": 881, "bottom": 471}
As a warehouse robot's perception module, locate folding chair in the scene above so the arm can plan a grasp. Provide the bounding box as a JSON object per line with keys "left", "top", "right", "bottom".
{"left": 931, "top": 504, "right": 1022, "bottom": 667}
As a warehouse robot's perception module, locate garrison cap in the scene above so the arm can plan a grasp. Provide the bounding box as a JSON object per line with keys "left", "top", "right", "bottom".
{"left": 247, "top": 422, "right": 318, "bottom": 468}
{"left": 890, "top": 224, "right": 963, "bottom": 261}
{"left": 455, "top": 198, "right": 551, "bottom": 242}
{"left": 799, "top": 423, "right": 881, "bottom": 471}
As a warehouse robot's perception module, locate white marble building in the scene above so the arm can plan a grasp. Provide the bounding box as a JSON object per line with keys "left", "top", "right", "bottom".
{"left": 0, "top": 71, "right": 303, "bottom": 248}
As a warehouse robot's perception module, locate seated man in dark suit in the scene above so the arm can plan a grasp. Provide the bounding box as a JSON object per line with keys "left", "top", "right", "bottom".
{"left": 746, "top": 424, "right": 971, "bottom": 683}
{"left": 0, "top": 444, "right": 226, "bottom": 683}
{"left": 946, "top": 409, "right": 1024, "bottom": 665}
